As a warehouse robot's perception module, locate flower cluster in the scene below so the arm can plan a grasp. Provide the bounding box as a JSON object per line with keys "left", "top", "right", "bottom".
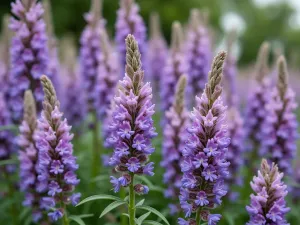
{"left": 0, "top": 93, "right": 15, "bottom": 174}
{"left": 95, "top": 29, "right": 119, "bottom": 120}
{"left": 9, "top": 0, "right": 51, "bottom": 122}
{"left": 244, "top": 42, "right": 271, "bottom": 151}
{"left": 108, "top": 34, "right": 157, "bottom": 194}
{"left": 260, "top": 56, "right": 298, "bottom": 176}
{"left": 18, "top": 90, "right": 46, "bottom": 222}
{"left": 185, "top": 9, "right": 212, "bottom": 105}
{"left": 162, "top": 75, "right": 189, "bottom": 214}
{"left": 179, "top": 52, "right": 230, "bottom": 225}
{"left": 246, "top": 159, "right": 290, "bottom": 225}
{"left": 79, "top": 0, "right": 105, "bottom": 112}
{"left": 147, "top": 12, "right": 168, "bottom": 96}
{"left": 36, "top": 75, "right": 80, "bottom": 221}
{"left": 161, "top": 21, "right": 189, "bottom": 112}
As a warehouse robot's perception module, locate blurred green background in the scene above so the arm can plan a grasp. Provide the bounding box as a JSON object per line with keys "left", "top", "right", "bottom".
{"left": 1, "top": 0, "right": 300, "bottom": 65}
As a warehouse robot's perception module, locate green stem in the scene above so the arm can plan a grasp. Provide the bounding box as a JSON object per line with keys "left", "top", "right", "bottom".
{"left": 62, "top": 205, "right": 69, "bottom": 225}
{"left": 120, "top": 188, "right": 128, "bottom": 225}
{"left": 195, "top": 208, "right": 201, "bottom": 225}
{"left": 129, "top": 174, "right": 135, "bottom": 225}
{"left": 91, "top": 112, "right": 101, "bottom": 185}
{"left": 5, "top": 172, "right": 18, "bottom": 225}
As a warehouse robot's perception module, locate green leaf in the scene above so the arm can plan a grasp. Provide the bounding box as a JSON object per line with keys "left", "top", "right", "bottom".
{"left": 137, "top": 212, "right": 151, "bottom": 225}
{"left": 121, "top": 213, "right": 130, "bottom": 218}
{"left": 137, "top": 205, "right": 170, "bottom": 225}
{"left": 0, "top": 125, "right": 18, "bottom": 133}
{"left": 19, "top": 207, "right": 30, "bottom": 220}
{"left": 0, "top": 158, "right": 18, "bottom": 166}
{"left": 76, "top": 194, "right": 122, "bottom": 207}
{"left": 224, "top": 213, "right": 235, "bottom": 225}
{"left": 135, "top": 199, "right": 145, "bottom": 207}
{"left": 99, "top": 200, "right": 127, "bottom": 218}
{"left": 90, "top": 175, "right": 109, "bottom": 183}
{"left": 143, "top": 220, "right": 164, "bottom": 225}
{"left": 74, "top": 214, "right": 94, "bottom": 219}
{"left": 69, "top": 216, "right": 87, "bottom": 225}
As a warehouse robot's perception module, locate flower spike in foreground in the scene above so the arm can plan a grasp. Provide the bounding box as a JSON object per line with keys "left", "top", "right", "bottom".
{"left": 179, "top": 52, "right": 229, "bottom": 225}
{"left": 246, "top": 159, "right": 290, "bottom": 225}
{"left": 36, "top": 75, "right": 80, "bottom": 221}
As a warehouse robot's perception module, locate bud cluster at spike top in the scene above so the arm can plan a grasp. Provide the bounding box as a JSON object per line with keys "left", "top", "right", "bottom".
{"left": 36, "top": 76, "right": 80, "bottom": 221}
{"left": 108, "top": 35, "right": 157, "bottom": 194}
{"left": 178, "top": 52, "right": 230, "bottom": 225}
{"left": 9, "top": 0, "right": 51, "bottom": 122}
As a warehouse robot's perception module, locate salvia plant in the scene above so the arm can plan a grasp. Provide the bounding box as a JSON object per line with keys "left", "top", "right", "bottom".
{"left": 179, "top": 52, "right": 230, "bottom": 225}
{"left": 161, "top": 21, "right": 189, "bottom": 113}
{"left": 161, "top": 74, "right": 189, "bottom": 214}
{"left": 246, "top": 159, "right": 290, "bottom": 225}
{"left": 36, "top": 75, "right": 80, "bottom": 222}
{"left": 260, "top": 56, "right": 298, "bottom": 176}
{"left": 9, "top": 0, "right": 52, "bottom": 122}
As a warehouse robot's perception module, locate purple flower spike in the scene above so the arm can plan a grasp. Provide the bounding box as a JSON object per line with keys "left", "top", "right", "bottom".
{"left": 246, "top": 159, "right": 290, "bottom": 225}
{"left": 147, "top": 12, "right": 168, "bottom": 98}
{"left": 245, "top": 42, "right": 271, "bottom": 153}
{"left": 179, "top": 52, "right": 229, "bottom": 224}
{"left": 161, "top": 21, "right": 189, "bottom": 112}
{"left": 36, "top": 76, "right": 80, "bottom": 221}
{"left": 161, "top": 75, "right": 189, "bottom": 213}
{"left": 109, "top": 35, "right": 157, "bottom": 194}
{"left": 80, "top": 0, "right": 105, "bottom": 112}
{"left": 185, "top": 9, "right": 212, "bottom": 106}
{"left": 9, "top": 0, "right": 52, "bottom": 122}
{"left": 115, "top": 0, "right": 147, "bottom": 75}
{"left": 260, "top": 56, "right": 298, "bottom": 176}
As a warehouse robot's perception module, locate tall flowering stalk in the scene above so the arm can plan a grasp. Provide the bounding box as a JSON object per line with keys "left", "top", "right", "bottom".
{"left": 115, "top": 0, "right": 147, "bottom": 75}
{"left": 161, "top": 22, "right": 188, "bottom": 112}
{"left": 244, "top": 42, "right": 271, "bottom": 160}
{"left": 178, "top": 52, "right": 230, "bottom": 225}
{"left": 185, "top": 9, "right": 212, "bottom": 106}
{"left": 9, "top": 0, "right": 51, "bottom": 122}
{"left": 147, "top": 12, "right": 168, "bottom": 98}
{"left": 260, "top": 56, "right": 298, "bottom": 176}
{"left": 18, "top": 90, "right": 48, "bottom": 223}
{"left": 95, "top": 29, "right": 119, "bottom": 120}
{"left": 246, "top": 159, "right": 290, "bottom": 225}
{"left": 108, "top": 34, "right": 157, "bottom": 225}
{"left": 162, "top": 75, "right": 189, "bottom": 214}
{"left": 222, "top": 31, "right": 245, "bottom": 200}
{"left": 36, "top": 75, "right": 80, "bottom": 223}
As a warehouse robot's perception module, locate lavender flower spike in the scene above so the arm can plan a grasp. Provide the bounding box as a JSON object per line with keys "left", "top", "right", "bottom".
{"left": 178, "top": 52, "right": 230, "bottom": 225}
{"left": 9, "top": 0, "right": 51, "bottom": 122}
{"left": 244, "top": 42, "right": 271, "bottom": 152}
{"left": 95, "top": 29, "right": 119, "bottom": 120}
{"left": 108, "top": 34, "right": 157, "bottom": 194}
{"left": 260, "top": 56, "right": 298, "bottom": 176}
{"left": 147, "top": 12, "right": 168, "bottom": 97}
{"left": 185, "top": 9, "right": 212, "bottom": 106}
{"left": 246, "top": 159, "right": 290, "bottom": 225}
{"left": 18, "top": 90, "right": 46, "bottom": 222}
{"left": 162, "top": 75, "right": 189, "bottom": 214}
{"left": 161, "top": 21, "right": 189, "bottom": 112}
{"left": 115, "top": 0, "right": 147, "bottom": 75}
{"left": 36, "top": 75, "right": 80, "bottom": 221}
{"left": 80, "top": 0, "right": 105, "bottom": 112}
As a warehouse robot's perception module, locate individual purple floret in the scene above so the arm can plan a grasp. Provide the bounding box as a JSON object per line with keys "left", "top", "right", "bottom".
{"left": 260, "top": 56, "right": 298, "bottom": 176}
{"left": 161, "top": 75, "right": 189, "bottom": 214}
{"left": 185, "top": 9, "right": 212, "bottom": 106}
{"left": 36, "top": 75, "right": 80, "bottom": 221}
{"left": 178, "top": 52, "right": 229, "bottom": 224}
{"left": 161, "top": 21, "right": 189, "bottom": 112}
{"left": 0, "top": 93, "right": 15, "bottom": 174}
{"left": 95, "top": 29, "right": 119, "bottom": 120}
{"left": 18, "top": 90, "right": 47, "bottom": 223}
{"left": 147, "top": 12, "right": 168, "bottom": 97}
{"left": 9, "top": 0, "right": 51, "bottom": 122}
{"left": 244, "top": 42, "right": 271, "bottom": 152}
{"left": 79, "top": 0, "right": 105, "bottom": 112}
{"left": 115, "top": 0, "right": 147, "bottom": 75}
{"left": 108, "top": 34, "right": 157, "bottom": 194}
{"left": 246, "top": 159, "right": 290, "bottom": 225}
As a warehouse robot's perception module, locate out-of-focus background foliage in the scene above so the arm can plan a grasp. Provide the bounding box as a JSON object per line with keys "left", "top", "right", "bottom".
{"left": 1, "top": 0, "right": 300, "bottom": 66}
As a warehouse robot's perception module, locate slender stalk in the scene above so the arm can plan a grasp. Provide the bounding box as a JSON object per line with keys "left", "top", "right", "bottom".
{"left": 129, "top": 174, "right": 135, "bottom": 225}
{"left": 62, "top": 205, "right": 69, "bottom": 225}
{"left": 195, "top": 208, "right": 201, "bottom": 225}
{"left": 120, "top": 188, "right": 128, "bottom": 225}
{"left": 91, "top": 111, "right": 101, "bottom": 183}
{"left": 5, "top": 173, "right": 18, "bottom": 225}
